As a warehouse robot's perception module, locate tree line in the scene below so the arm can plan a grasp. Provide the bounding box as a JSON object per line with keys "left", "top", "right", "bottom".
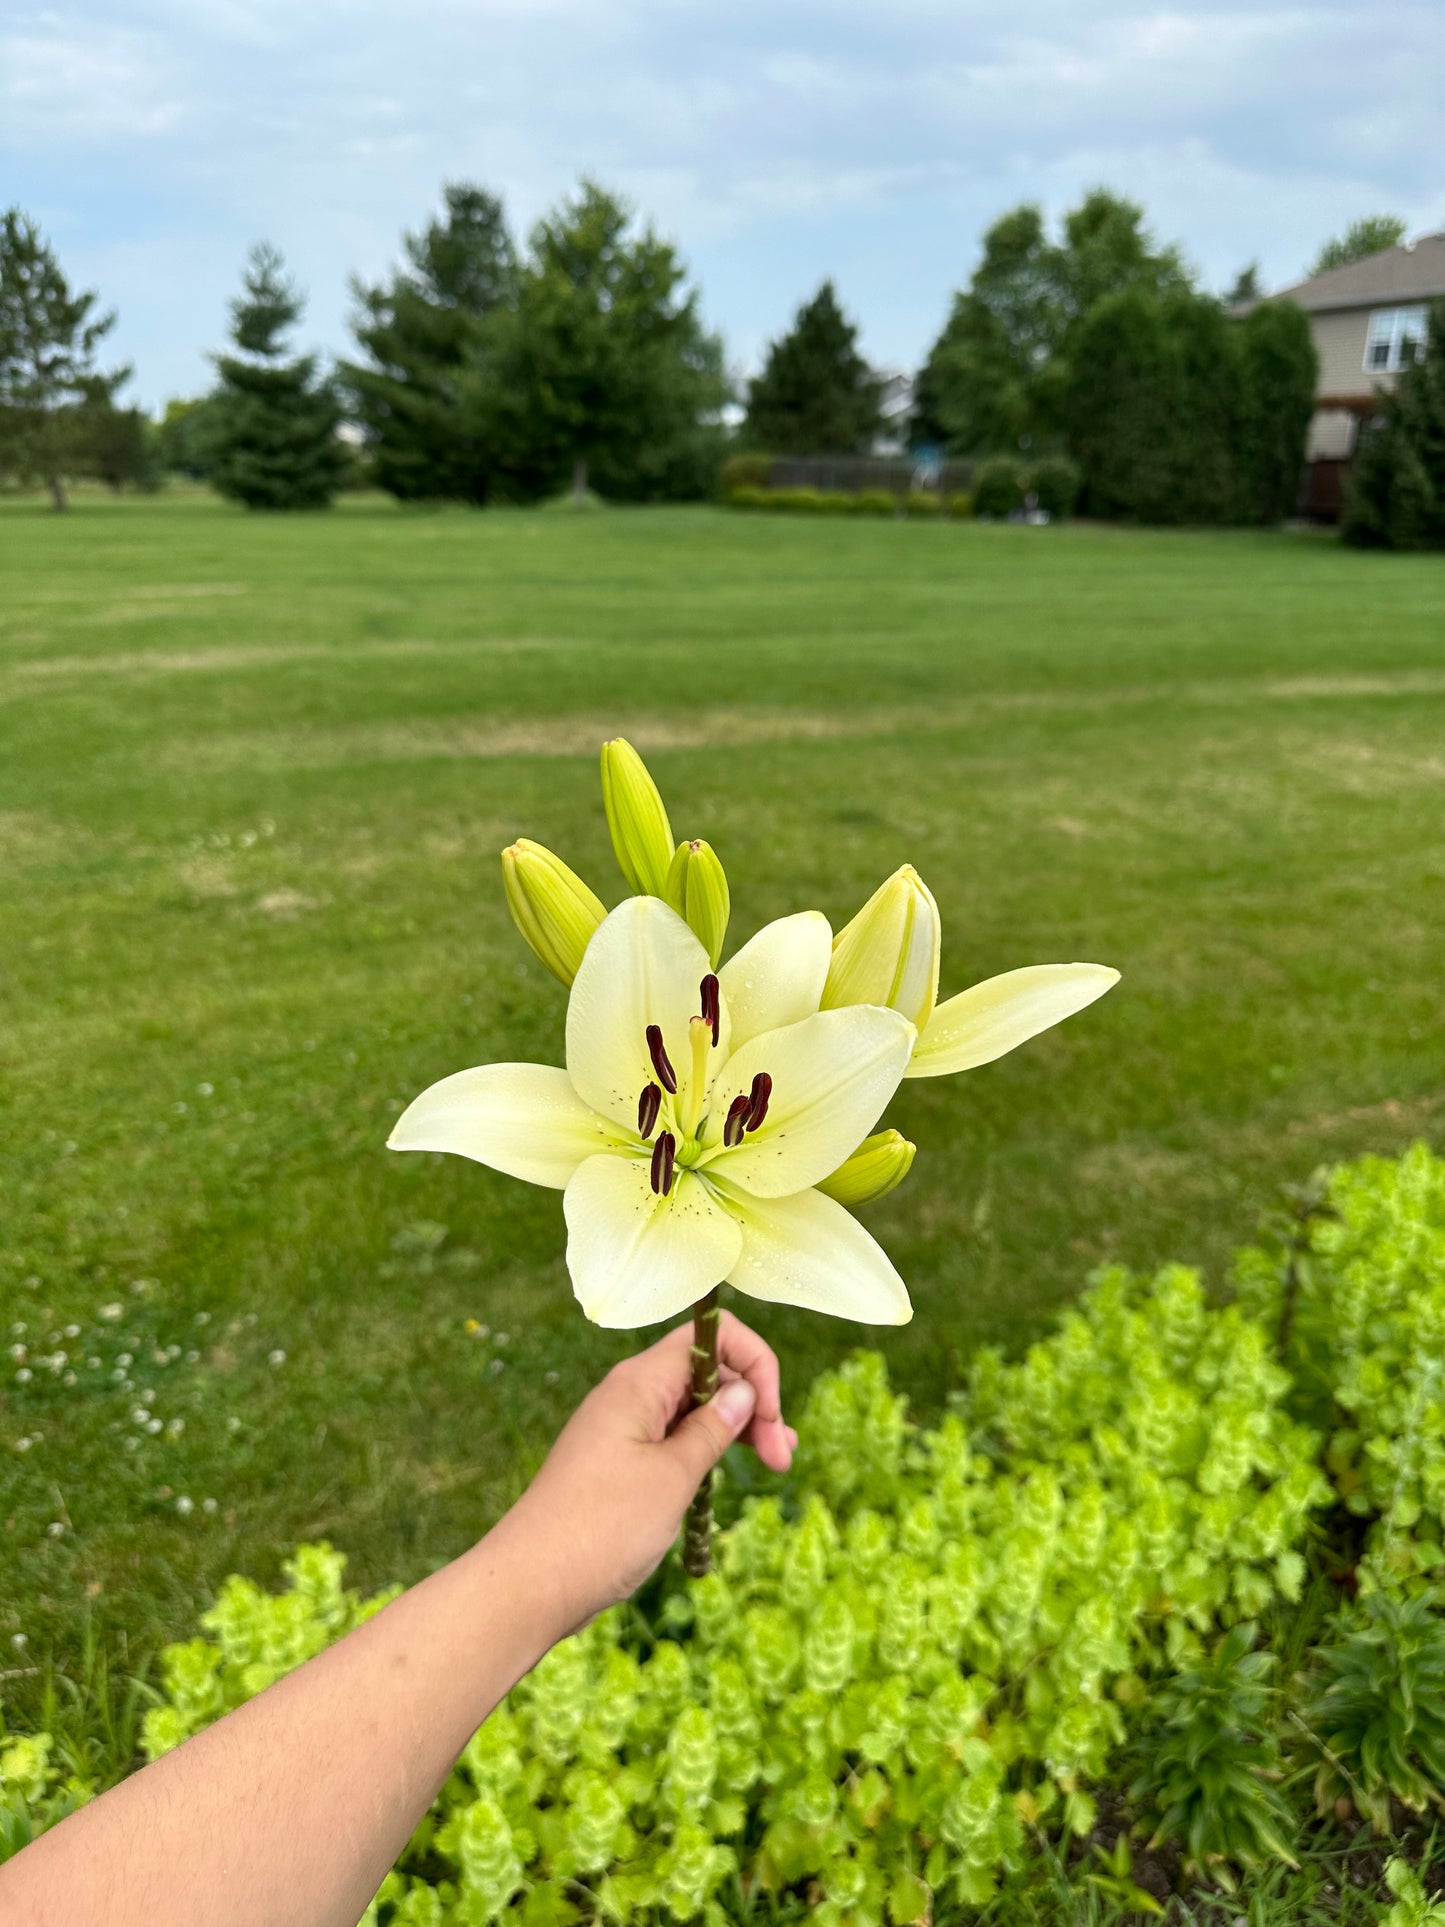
{"left": 0, "top": 185, "right": 1420, "bottom": 527}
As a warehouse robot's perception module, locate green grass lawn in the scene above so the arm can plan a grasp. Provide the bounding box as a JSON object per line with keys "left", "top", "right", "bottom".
{"left": 2, "top": 490, "right": 1442, "bottom": 1702}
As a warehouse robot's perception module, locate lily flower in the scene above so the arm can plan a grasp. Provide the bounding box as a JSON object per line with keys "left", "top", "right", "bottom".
{"left": 822, "top": 864, "right": 1119, "bottom": 1078}
{"left": 389, "top": 898, "right": 916, "bottom": 1330}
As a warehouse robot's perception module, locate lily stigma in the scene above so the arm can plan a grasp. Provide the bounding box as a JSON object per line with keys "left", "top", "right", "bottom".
{"left": 389, "top": 895, "right": 917, "bottom": 1331}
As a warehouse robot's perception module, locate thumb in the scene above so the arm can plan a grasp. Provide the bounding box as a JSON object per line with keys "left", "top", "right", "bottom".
{"left": 667, "top": 1378, "right": 756, "bottom": 1487}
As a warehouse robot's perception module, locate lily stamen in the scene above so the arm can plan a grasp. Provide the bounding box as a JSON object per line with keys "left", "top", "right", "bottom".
{"left": 745, "top": 1071, "right": 772, "bottom": 1132}
{"left": 723, "top": 1092, "right": 752, "bottom": 1147}
{"left": 699, "top": 974, "right": 720, "bottom": 1047}
{"left": 645, "top": 1023, "right": 677, "bottom": 1094}
{"left": 649, "top": 1130, "right": 677, "bottom": 1196}
{"left": 637, "top": 1083, "right": 662, "bottom": 1139}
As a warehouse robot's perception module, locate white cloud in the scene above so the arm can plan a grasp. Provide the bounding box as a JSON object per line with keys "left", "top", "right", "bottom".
{"left": 1, "top": 0, "right": 1440, "bottom": 404}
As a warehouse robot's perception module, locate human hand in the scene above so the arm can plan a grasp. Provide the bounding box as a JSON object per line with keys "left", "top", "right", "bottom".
{"left": 505, "top": 1312, "right": 797, "bottom": 1635}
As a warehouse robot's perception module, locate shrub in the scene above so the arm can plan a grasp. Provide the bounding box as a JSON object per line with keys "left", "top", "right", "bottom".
{"left": 1235, "top": 300, "right": 1318, "bottom": 524}
{"left": 772, "top": 486, "right": 828, "bottom": 513}
{"left": 851, "top": 489, "right": 899, "bottom": 516}
{"left": 903, "top": 489, "right": 941, "bottom": 517}
{"left": 718, "top": 453, "right": 772, "bottom": 496}
{"left": 946, "top": 490, "right": 974, "bottom": 519}
{"left": 973, "top": 458, "right": 1024, "bottom": 517}
{"left": 815, "top": 491, "right": 854, "bottom": 514}
{"left": 1233, "top": 1142, "right": 1445, "bottom": 1587}
{"left": 1028, "top": 456, "right": 1080, "bottom": 520}
{"left": 1342, "top": 303, "right": 1445, "bottom": 550}
{"left": 0, "top": 1720, "right": 93, "bottom": 1863}
{"left": 724, "top": 485, "right": 769, "bottom": 509}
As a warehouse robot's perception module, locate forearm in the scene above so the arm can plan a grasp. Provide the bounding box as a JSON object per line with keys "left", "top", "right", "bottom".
{"left": 0, "top": 1508, "right": 563, "bottom": 1927}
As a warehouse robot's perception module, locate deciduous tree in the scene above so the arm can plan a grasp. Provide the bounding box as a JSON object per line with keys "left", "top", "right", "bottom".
{"left": 1310, "top": 215, "right": 1408, "bottom": 277}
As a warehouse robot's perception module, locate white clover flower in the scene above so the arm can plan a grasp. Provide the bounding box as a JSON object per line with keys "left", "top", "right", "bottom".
{"left": 176, "top": 1495, "right": 194, "bottom": 1516}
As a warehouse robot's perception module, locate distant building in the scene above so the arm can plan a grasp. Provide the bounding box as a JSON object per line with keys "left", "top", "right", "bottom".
{"left": 1244, "top": 233, "right": 1445, "bottom": 517}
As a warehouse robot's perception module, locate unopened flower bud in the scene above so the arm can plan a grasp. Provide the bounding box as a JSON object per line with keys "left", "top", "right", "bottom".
{"left": 816, "top": 1129, "right": 916, "bottom": 1207}
{"left": 501, "top": 839, "right": 606, "bottom": 986}
{"left": 821, "top": 864, "right": 940, "bottom": 1030}
{"left": 664, "top": 838, "right": 731, "bottom": 967}
{"left": 600, "top": 738, "right": 674, "bottom": 897}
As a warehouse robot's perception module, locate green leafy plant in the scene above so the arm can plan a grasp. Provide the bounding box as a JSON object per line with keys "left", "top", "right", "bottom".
{"left": 1235, "top": 1142, "right": 1445, "bottom": 1587}
{"left": 973, "top": 457, "right": 1024, "bottom": 517}
{"left": 1306, "top": 1591, "right": 1445, "bottom": 1832}
{"left": 1129, "top": 1624, "right": 1297, "bottom": 1885}
{"left": 1029, "top": 455, "right": 1080, "bottom": 519}
{"left": 1381, "top": 1854, "right": 1445, "bottom": 1927}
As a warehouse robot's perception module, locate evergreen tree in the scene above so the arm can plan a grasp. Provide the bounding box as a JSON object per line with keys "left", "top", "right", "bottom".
{"left": 1343, "top": 302, "right": 1445, "bottom": 550}
{"left": 743, "top": 281, "right": 881, "bottom": 456}
{"left": 342, "top": 186, "right": 516, "bottom": 502}
{"left": 1310, "top": 215, "right": 1408, "bottom": 277}
{"left": 914, "top": 190, "right": 1188, "bottom": 454}
{"left": 1225, "top": 263, "right": 1262, "bottom": 308}
{"left": 1066, "top": 287, "right": 1315, "bottom": 527}
{"left": 493, "top": 181, "right": 726, "bottom": 502}
{"left": 0, "top": 207, "right": 127, "bottom": 509}
{"left": 209, "top": 245, "right": 347, "bottom": 510}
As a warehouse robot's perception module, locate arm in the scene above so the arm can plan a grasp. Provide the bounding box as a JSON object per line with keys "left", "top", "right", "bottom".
{"left": 0, "top": 1312, "right": 796, "bottom": 1927}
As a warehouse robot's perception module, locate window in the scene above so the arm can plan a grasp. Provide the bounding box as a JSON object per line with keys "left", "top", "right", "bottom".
{"left": 1364, "top": 306, "right": 1429, "bottom": 374}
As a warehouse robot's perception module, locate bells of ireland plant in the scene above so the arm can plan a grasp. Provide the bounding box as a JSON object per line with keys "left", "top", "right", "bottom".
{"left": 390, "top": 897, "right": 915, "bottom": 1574}
{"left": 600, "top": 737, "right": 674, "bottom": 898}
{"left": 664, "top": 837, "right": 731, "bottom": 967}
{"left": 824, "top": 862, "right": 1119, "bottom": 1078}
{"left": 501, "top": 839, "right": 607, "bottom": 987}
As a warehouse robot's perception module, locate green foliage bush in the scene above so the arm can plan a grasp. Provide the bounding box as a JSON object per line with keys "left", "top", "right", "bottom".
{"left": 1306, "top": 1591, "right": 1445, "bottom": 1833}
{"left": 852, "top": 489, "right": 898, "bottom": 516}
{"left": 724, "top": 485, "right": 769, "bottom": 509}
{"left": 1028, "top": 456, "right": 1080, "bottom": 520}
{"left": 718, "top": 453, "right": 772, "bottom": 495}
{"left": 903, "top": 489, "right": 942, "bottom": 517}
{"left": 1234, "top": 1142, "right": 1445, "bottom": 1589}
{"left": 1342, "top": 303, "right": 1445, "bottom": 550}
{"left": 0, "top": 1719, "right": 92, "bottom": 1862}
{"left": 1065, "top": 290, "right": 1316, "bottom": 526}
{"left": 973, "top": 459, "right": 1024, "bottom": 517}
{"left": 946, "top": 491, "right": 974, "bottom": 519}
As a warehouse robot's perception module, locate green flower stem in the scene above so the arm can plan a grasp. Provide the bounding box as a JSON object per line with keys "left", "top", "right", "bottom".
{"left": 683, "top": 1287, "right": 721, "bottom": 1577}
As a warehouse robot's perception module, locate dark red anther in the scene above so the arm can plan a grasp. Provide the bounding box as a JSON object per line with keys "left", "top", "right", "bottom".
{"left": 745, "top": 1071, "right": 772, "bottom": 1132}
{"left": 723, "top": 1092, "right": 752, "bottom": 1147}
{"left": 699, "top": 974, "right": 720, "bottom": 1047}
{"left": 645, "top": 1023, "right": 677, "bottom": 1094}
{"left": 637, "top": 1083, "right": 662, "bottom": 1139}
{"left": 650, "top": 1130, "right": 677, "bottom": 1196}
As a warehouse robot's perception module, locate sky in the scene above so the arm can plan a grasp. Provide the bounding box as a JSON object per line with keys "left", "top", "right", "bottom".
{"left": 3, "top": 2, "right": 1442, "bottom": 412}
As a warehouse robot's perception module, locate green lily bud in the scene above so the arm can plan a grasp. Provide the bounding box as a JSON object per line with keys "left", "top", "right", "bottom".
{"left": 501, "top": 838, "right": 606, "bottom": 986}
{"left": 664, "top": 838, "right": 731, "bottom": 967}
{"left": 820, "top": 863, "right": 941, "bottom": 1031}
{"left": 817, "top": 1129, "right": 916, "bottom": 1207}
{"left": 600, "top": 738, "right": 674, "bottom": 897}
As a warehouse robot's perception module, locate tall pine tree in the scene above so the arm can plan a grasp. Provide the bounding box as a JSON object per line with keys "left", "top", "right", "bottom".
{"left": 0, "top": 207, "right": 127, "bottom": 509}
{"left": 342, "top": 186, "right": 516, "bottom": 502}
{"left": 493, "top": 181, "right": 725, "bottom": 502}
{"left": 209, "top": 245, "right": 347, "bottom": 510}
{"left": 743, "top": 282, "right": 881, "bottom": 455}
{"left": 1343, "top": 302, "right": 1445, "bottom": 549}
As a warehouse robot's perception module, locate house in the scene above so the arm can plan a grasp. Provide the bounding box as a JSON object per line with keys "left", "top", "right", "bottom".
{"left": 1250, "top": 232, "right": 1445, "bottom": 518}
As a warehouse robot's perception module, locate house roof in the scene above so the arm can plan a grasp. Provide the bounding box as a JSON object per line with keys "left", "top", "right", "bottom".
{"left": 1262, "top": 233, "right": 1445, "bottom": 314}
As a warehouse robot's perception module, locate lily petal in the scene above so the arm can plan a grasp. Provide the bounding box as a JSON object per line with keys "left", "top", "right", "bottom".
{"left": 702, "top": 1005, "right": 915, "bottom": 1198}
{"left": 907, "top": 963, "right": 1120, "bottom": 1078}
{"left": 719, "top": 911, "right": 832, "bottom": 1050}
{"left": 564, "top": 1153, "right": 743, "bottom": 1328}
{"left": 387, "top": 1063, "right": 626, "bottom": 1189}
{"left": 566, "top": 897, "right": 728, "bottom": 1131}
{"left": 711, "top": 1178, "right": 912, "bottom": 1325}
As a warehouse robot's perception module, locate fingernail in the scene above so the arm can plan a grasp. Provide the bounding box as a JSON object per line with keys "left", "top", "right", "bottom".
{"left": 714, "top": 1379, "right": 756, "bottom": 1432}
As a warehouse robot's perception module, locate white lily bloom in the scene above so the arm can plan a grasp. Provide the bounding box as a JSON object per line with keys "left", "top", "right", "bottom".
{"left": 824, "top": 864, "right": 1119, "bottom": 1078}
{"left": 389, "top": 898, "right": 916, "bottom": 1331}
